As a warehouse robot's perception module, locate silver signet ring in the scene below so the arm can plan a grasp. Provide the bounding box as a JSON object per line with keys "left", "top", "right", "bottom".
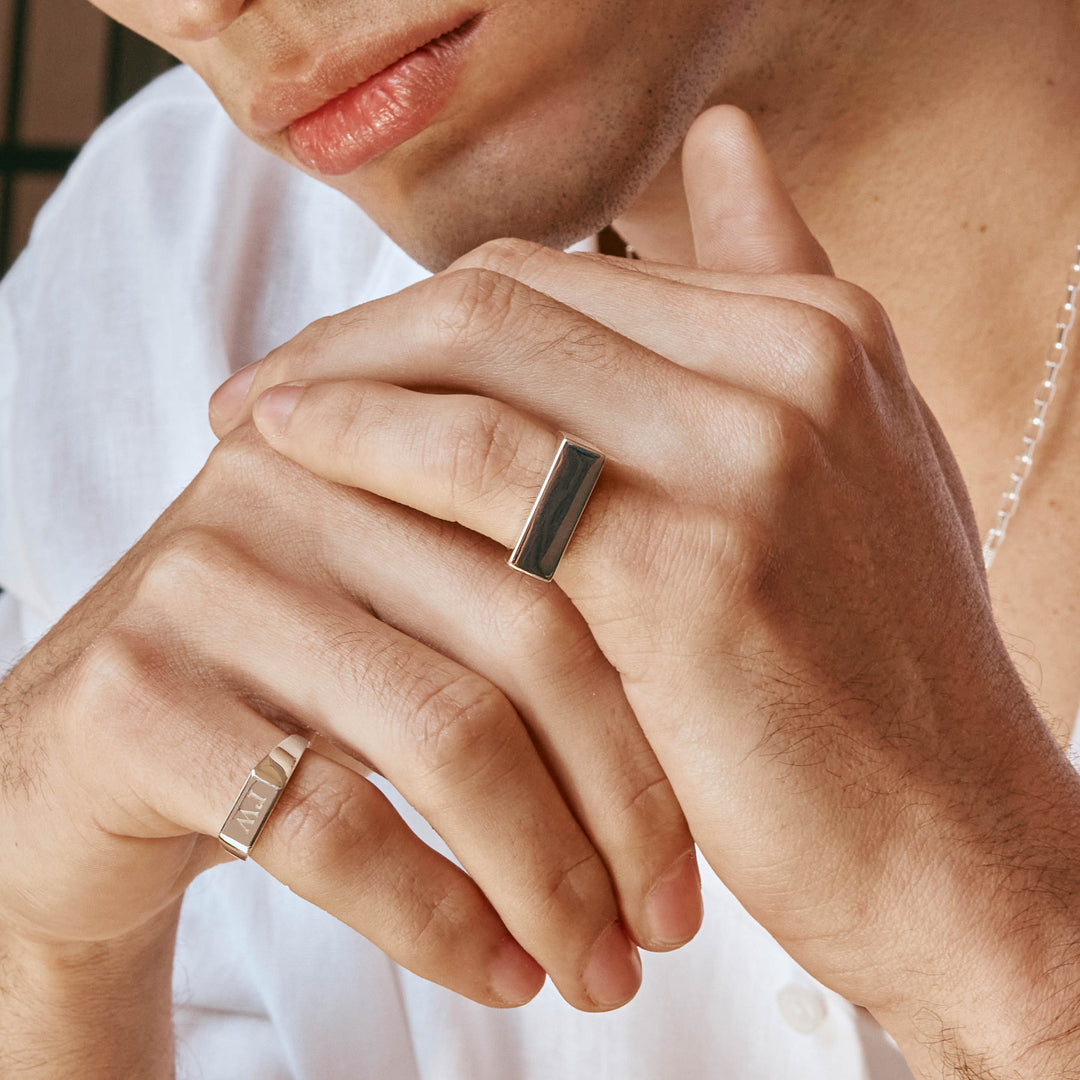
{"left": 218, "top": 733, "right": 310, "bottom": 860}
{"left": 508, "top": 436, "right": 605, "bottom": 582}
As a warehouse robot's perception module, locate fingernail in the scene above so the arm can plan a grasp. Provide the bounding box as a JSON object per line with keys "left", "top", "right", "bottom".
{"left": 210, "top": 360, "right": 260, "bottom": 424}
{"left": 583, "top": 922, "right": 641, "bottom": 1009}
{"left": 643, "top": 850, "right": 703, "bottom": 948}
{"left": 490, "top": 938, "right": 545, "bottom": 1006}
{"left": 253, "top": 384, "right": 305, "bottom": 437}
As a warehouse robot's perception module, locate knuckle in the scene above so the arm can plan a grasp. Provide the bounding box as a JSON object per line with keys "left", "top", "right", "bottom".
{"left": 484, "top": 571, "right": 570, "bottom": 659}
{"left": 64, "top": 628, "right": 211, "bottom": 837}
{"left": 713, "top": 518, "right": 785, "bottom": 613}
{"left": 575, "top": 488, "right": 687, "bottom": 600}
{"left": 406, "top": 673, "right": 519, "bottom": 787}
{"left": 403, "top": 874, "right": 480, "bottom": 956}
{"left": 534, "top": 846, "right": 612, "bottom": 922}
{"left": 827, "top": 279, "right": 898, "bottom": 355}
{"left": 68, "top": 628, "right": 173, "bottom": 751}
{"left": 429, "top": 267, "right": 523, "bottom": 351}
{"left": 610, "top": 765, "right": 694, "bottom": 869}
{"left": 549, "top": 318, "right": 625, "bottom": 379}
{"left": 453, "top": 236, "right": 550, "bottom": 277}
{"left": 132, "top": 524, "right": 238, "bottom": 612}
{"left": 441, "top": 398, "right": 522, "bottom": 511}
{"left": 314, "top": 381, "right": 378, "bottom": 458}
{"left": 205, "top": 421, "right": 282, "bottom": 485}
{"left": 198, "top": 425, "right": 317, "bottom": 540}
{"left": 800, "top": 304, "right": 863, "bottom": 373}
{"left": 797, "top": 304, "right": 878, "bottom": 421}
{"left": 746, "top": 400, "right": 822, "bottom": 489}
{"left": 276, "top": 774, "right": 376, "bottom": 878}
{"left": 801, "top": 305, "right": 877, "bottom": 421}
{"left": 617, "top": 764, "right": 679, "bottom": 830}
{"left": 317, "top": 616, "right": 397, "bottom": 711}
{"left": 762, "top": 301, "right": 872, "bottom": 417}
{"left": 481, "top": 581, "right": 615, "bottom": 702}
{"left": 200, "top": 426, "right": 313, "bottom": 528}
{"left": 612, "top": 504, "right": 750, "bottom": 638}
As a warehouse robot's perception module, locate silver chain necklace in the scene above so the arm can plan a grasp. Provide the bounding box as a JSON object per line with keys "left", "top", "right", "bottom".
{"left": 983, "top": 240, "right": 1080, "bottom": 571}
{"left": 623, "top": 236, "right": 1080, "bottom": 574}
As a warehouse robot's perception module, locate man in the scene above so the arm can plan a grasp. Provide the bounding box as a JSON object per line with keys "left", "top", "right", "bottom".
{"left": 1, "top": 1, "right": 1078, "bottom": 1077}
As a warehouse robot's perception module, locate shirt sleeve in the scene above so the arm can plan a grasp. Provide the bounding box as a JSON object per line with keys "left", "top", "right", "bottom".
{"left": 0, "top": 589, "right": 29, "bottom": 678}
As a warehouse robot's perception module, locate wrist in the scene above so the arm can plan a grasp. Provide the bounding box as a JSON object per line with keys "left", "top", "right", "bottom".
{"left": 869, "top": 726, "right": 1080, "bottom": 1078}
{"left": 0, "top": 903, "right": 181, "bottom": 1079}
{"left": 877, "top": 927, "right": 1080, "bottom": 1079}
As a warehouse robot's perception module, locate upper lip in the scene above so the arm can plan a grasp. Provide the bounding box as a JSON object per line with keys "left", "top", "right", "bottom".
{"left": 247, "top": 10, "right": 480, "bottom": 136}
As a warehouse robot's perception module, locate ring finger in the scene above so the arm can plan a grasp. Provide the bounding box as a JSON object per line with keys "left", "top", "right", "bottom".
{"left": 65, "top": 654, "right": 544, "bottom": 1008}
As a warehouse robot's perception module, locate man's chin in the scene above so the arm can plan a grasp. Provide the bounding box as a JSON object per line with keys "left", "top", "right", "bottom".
{"left": 374, "top": 209, "right": 603, "bottom": 273}
{"left": 329, "top": 138, "right": 657, "bottom": 272}
{"left": 348, "top": 189, "right": 607, "bottom": 273}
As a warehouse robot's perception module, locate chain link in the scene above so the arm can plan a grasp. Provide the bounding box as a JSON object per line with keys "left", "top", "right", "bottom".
{"left": 983, "top": 240, "right": 1080, "bottom": 572}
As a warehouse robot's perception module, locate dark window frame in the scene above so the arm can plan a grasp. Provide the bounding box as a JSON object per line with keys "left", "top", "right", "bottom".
{"left": 1, "top": 5, "right": 177, "bottom": 273}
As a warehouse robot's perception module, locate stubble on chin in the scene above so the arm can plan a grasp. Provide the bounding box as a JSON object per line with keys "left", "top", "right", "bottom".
{"left": 324, "top": 0, "right": 772, "bottom": 271}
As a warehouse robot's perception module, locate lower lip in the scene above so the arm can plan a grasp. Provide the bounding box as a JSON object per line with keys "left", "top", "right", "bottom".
{"left": 288, "top": 20, "right": 478, "bottom": 176}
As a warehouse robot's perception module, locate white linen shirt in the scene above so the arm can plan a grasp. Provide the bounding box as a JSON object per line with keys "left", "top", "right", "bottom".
{"left": 0, "top": 64, "right": 923, "bottom": 1080}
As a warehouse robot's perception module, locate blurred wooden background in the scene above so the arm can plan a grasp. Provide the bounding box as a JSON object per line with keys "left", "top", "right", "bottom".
{"left": 0, "top": 0, "right": 177, "bottom": 273}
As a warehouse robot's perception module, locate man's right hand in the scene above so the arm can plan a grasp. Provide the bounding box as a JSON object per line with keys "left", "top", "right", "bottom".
{"left": 0, "top": 420, "right": 700, "bottom": 1014}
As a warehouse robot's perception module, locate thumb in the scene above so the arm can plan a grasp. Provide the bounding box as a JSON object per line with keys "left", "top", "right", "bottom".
{"left": 683, "top": 105, "right": 834, "bottom": 276}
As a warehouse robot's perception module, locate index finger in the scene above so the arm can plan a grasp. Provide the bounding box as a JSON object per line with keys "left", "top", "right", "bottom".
{"left": 209, "top": 259, "right": 884, "bottom": 447}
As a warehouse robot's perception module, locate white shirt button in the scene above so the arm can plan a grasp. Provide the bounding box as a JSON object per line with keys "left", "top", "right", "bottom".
{"left": 776, "top": 984, "right": 828, "bottom": 1033}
